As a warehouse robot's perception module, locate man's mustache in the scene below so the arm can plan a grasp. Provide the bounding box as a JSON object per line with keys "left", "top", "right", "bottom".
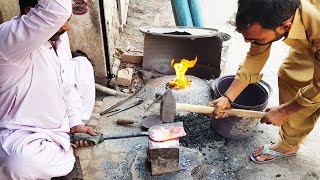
{"left": 252, "top": 41, "right": 272, "bottom": 46}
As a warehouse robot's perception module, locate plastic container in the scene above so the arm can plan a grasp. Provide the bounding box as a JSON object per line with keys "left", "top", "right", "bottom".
{"left": 211, "top": 75, "right": 272, "bottom": 139}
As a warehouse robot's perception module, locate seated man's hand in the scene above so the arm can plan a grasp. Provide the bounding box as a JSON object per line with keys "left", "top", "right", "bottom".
{"left": 70, "top": 124, "right": 97, "bottom": 148}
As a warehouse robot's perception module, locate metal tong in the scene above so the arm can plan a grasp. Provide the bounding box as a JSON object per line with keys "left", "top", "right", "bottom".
{"left": 103, "top": 99, "right": 143, "bottom": 117}
{"left": 100, "top": 91, "right": 143, "bottom": 117}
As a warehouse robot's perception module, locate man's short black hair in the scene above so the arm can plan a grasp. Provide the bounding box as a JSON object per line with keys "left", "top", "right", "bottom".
{"left": 19, "top": 0, "right": 38, "bottom": 13}
{"left": 235, "top": 0, "right": 300, "bottom": 32}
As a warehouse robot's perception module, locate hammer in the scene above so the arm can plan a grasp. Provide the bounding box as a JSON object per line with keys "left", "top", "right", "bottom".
{"left": 160, "top": 89, "right": 267, "bottom": 122}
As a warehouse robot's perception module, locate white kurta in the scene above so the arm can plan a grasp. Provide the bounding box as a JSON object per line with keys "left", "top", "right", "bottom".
{"left": 0, "top": 0, "right": 94, "bottom": 179}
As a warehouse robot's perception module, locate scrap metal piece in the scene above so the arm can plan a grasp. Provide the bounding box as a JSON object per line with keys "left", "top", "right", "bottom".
{"left": 160, "top": 89, "right": 176, "bottom": 122}
{"left": 141, "top": 114, "right": 162, "bottom": 129}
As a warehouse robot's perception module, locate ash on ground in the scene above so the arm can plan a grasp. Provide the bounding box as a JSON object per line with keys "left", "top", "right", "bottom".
{"left": 176, "top": 113, "right": 224, "bottom": 148}
{"left": 176, "top": 113, "right": 248, "bottom": 180}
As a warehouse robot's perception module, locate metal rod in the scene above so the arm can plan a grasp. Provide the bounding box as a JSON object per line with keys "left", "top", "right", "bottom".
{"left": 105, "top": 99, "right": 143, "bottom": 117}
{"left": 100, "top": 91, "right": 140, "bottom": 115}
{"left": 103, "top": 132, "right": 149, "bottom": 140}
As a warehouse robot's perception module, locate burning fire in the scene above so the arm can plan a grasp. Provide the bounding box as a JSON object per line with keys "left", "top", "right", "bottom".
{"left": 168, "top": 56, "right": 198, "bottom": 89}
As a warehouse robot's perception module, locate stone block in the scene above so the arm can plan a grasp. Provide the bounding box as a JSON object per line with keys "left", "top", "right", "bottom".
{"left": 112, "top": 59, "right": 121, "bottom": 76}
{"left": 148, "top": 139, "right": 180, "bottom": 176}
{"left": 121, "top": 52, "right": 143, "bottom": 64}
{"left": 91, "top": 113, "right": 101, "bottom": 120}
{"left": 93, "top": 106, "right": 102, "bottom": 114}
{"left": 94, "top": 101, "right": 104, "bottom": 108}
{"left": 115, "top": 68, "right": 134, "bottom": 86}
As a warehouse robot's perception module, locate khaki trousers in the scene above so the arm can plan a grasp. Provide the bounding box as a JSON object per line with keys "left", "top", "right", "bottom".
{"left": 278, "top": 77, "right": 320, "bottom": 150}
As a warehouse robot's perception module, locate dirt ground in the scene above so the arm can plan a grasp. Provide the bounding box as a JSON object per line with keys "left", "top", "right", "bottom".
{"left": 77, "top": 0, "right": 320, "bottom": 179}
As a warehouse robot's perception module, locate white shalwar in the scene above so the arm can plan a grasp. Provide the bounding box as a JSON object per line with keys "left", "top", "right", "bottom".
{"left": 0, "top": 0, "right": 95, "bottom": 179}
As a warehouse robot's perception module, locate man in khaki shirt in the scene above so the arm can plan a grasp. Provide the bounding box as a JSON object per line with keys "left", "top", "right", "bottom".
{"left": 210, "top": 0, "right": 320, "bottom": 163}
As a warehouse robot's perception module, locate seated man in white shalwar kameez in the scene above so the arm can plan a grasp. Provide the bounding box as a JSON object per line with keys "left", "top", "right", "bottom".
{"left": 0, "top": 0, "right": 96, "bottom": 179}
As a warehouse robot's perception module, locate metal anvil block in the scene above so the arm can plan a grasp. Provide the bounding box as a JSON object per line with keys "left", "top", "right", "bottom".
{"left": 147, "top": 139, "right": 180, "bottom": 176}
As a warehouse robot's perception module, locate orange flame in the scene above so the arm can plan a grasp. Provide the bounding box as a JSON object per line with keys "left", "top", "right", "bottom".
{"left": 168, "top": 56, "right": 197, "bottom": 89}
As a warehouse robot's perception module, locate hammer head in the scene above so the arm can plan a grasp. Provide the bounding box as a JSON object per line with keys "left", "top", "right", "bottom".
{"left": 160, "top": 89, "right": 176, "bottom": 122}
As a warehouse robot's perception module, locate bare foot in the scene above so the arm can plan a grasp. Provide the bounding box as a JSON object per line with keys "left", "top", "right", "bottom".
{"left": 252, "top": 143, "right": 299, "bottom": 162}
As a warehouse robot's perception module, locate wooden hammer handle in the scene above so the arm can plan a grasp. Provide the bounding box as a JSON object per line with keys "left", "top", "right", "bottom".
{"left": 176, "top": 103, "right": 267, "bottom": 119}
{"left": 116, "top": 119, "right": 135, "bottom": 125}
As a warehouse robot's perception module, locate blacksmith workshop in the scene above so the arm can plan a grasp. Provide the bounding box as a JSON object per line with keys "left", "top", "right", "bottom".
{"left": 0, "top": 0, "right": 320, "bottom": 179}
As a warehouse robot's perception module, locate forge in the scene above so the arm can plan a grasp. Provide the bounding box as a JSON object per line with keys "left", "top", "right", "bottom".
{"left": 137, "top": 75, "right": 213, "bottom": 107}
{"left": 136, "top": 73, "right": 225, "bottom": 144}
{"left": 111, "top": 25, "right": 262, "bottom": 177}
{"left": 133, "top": 29, "right": 226, "bottom": 175}
{"left": 140, "top": 26, "right": 231, "bottom": 79}
{"left": 127, "top": 24, "right": 270, "bottom": 177}
{"left": 134, "top": 75, "right": 214, "bottom": 175}
{"left": 91, "top": 39, "right": 270, "bottom": 178}
{"left": 132, "top": 61, "right": 270, "bottom": 176}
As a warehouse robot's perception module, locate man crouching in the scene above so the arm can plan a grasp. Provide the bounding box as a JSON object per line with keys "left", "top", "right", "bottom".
{"left": 0, "top": 0, "right": 96, "bottom": 179}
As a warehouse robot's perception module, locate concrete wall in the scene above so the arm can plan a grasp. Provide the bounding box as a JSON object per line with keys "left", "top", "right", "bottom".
{"left": 69, "top": 0, "right": 128, "bottom": 78}
{"left": 0, "top": 0, "right": 127, "bottom": 79}
{"left": 0, "top": 10, "right": 3, "bottom": 24}
{"left": 0, "top": 0, "right": 19, "bottom": 22}
{"left": 68, "top": 0, "right": 107, "bottom": 78}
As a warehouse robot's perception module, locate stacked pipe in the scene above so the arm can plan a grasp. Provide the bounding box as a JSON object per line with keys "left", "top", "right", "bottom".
{"left": 171, "top": 0, "right": 204, "bottom": 27}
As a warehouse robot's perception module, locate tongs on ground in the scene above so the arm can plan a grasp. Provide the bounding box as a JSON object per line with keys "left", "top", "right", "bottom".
{"left": 100, "top": 91, "right": 143, "bottom": 117}
{"left": 102, "top": 99, "right": 143, "bottom": 117}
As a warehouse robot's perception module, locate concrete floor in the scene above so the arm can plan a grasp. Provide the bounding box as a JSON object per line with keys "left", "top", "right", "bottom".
{"left": 77, "top": 0, "right": 320, "bottom": 179}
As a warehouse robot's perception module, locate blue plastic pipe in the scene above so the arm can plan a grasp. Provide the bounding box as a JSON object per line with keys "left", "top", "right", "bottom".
{"left": 171, "top": 0, "right": 193, "bottom": 26}
{"left": 188, "top": 0, "right": 205, "bottom": 27}
{"left": 171, "top": 0, "right": 180, "bottom": 26}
